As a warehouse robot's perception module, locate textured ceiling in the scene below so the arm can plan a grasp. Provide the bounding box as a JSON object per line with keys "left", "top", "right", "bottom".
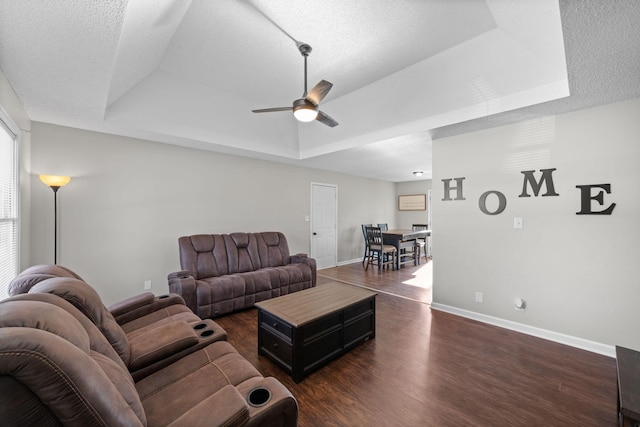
{"left": 0, "top": 0, "right": 639, "bottom": 182}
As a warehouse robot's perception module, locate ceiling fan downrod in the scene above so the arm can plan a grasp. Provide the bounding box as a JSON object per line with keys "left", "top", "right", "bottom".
{"left": 298, "top": 43, "right": 312, "bottom": 96}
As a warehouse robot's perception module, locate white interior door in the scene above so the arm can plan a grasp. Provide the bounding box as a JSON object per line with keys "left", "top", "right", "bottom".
{"left": 311, "top": 183, "right": 337, "bottom": 269}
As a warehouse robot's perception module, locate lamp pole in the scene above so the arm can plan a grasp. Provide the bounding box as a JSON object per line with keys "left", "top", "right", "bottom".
{"left": 51, "top": 185, "right": 61, "bottom": 264}
{"left": 39, "top": 175, "right": 71, "bottom": 265}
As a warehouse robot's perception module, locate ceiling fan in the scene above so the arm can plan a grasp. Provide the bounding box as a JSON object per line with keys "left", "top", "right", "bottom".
{"left": 252, "top": 43, "right": 338, "bottom": 127}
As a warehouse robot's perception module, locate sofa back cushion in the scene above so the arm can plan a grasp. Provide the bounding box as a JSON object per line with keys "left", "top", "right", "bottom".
{"left": 4, "top": 293, "right": 127, "bottom": 372}
{"left": 0, "top": 300, "right": 146, "bottom": 426}
{"left": 28, "top": 277, "right": 132, "bottom": 366}
{"left": 179, "top": 232, "right": 292, "bottom": 279}
{"left": 7, "top": 264, "right": 84, "bottom": 296}
{"left": 256, "top": 232, "right": 292, "bottom": 267}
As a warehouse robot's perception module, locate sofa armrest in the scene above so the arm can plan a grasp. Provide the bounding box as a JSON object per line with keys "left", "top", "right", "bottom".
{"left": 128, "top": 321, "right": 199, "bottom": 371}
{"left": 290, "top": 254, "right": 317, "bottom": 286}
{"left": 244, "top": 377, "right": 298, "bottom": 427}
{"left": 289, "top": 253, "right": 308, "bottom": 262}
{"left": 167, "top": 385, "right": 249, "bottom": 427}
{"left": 108, "top": 292, "right": 187, "bottom": 326}
{"left": 109, "top": 292, "right": 156, "bottom": 316}
{"left": 168, "top": 271, "right": 198, "bottom": 314}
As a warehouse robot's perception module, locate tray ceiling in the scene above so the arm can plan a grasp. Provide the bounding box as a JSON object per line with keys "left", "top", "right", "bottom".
{"left": 1, "top": 0, "right": 638, "bottom": 181}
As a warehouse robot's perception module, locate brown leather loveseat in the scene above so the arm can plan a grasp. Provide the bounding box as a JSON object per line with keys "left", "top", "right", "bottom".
{"left": 168, "top": 232, "right": 316, "bottom": 318}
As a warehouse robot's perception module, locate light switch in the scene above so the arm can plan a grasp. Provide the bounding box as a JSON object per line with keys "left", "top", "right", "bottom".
{"left": 514, "top": 217, "right": 523, "bottom": 229}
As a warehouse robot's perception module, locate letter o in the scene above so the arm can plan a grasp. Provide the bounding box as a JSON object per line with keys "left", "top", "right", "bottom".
{"left": 479, "top": 191, "right": 507, "bottom": 215}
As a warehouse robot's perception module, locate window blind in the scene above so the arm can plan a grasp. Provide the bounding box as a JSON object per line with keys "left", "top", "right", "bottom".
{"left": 0, "top": 115, "right": 18, "bottom": 300}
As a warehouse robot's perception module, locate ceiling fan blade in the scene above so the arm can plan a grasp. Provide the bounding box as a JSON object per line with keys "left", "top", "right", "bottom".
{"left": 306, "top": 80, "right": 333, "bottom": 105}
{"left": 252, "top": 107, "right": 292, "bottom": 113}
{"left": 316, "top": 110, "right": 338, "bottom": 127}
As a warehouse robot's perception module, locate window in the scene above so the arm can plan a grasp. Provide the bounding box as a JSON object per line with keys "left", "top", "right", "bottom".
{"left": 0, "top": 111, "right": 18, "bottom": 300}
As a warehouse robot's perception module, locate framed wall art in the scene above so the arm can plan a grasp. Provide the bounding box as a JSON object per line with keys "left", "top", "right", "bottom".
{"left": 398, "top": 194, "right": 426, "bottom": 211}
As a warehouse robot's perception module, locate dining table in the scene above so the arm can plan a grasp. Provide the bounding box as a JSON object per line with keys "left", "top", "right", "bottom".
{"left": 382, "top": 229, "right": 431, "bottom": 270}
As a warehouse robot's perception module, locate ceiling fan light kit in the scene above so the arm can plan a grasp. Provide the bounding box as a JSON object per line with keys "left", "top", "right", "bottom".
{"left": 292, "top": 99, "right": 318, "bottom": 122}
{"left": 252, "top": 43, "right": 338, "bottom": 127}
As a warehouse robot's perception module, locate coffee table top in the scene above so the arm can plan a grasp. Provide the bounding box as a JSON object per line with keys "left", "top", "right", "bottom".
{"left": 255, "top": 282, "right": 377, "bottom": 327}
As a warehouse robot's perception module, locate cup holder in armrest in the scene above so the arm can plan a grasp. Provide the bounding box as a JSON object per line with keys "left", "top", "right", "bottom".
{"left": 190, "top": 320, "right": 226, "bottom": 342}
{"left": 247, "top": 387, "right": 271, "bottom": 407}
{"left": 157, "top": 294, "right": 170, "bottom": 299}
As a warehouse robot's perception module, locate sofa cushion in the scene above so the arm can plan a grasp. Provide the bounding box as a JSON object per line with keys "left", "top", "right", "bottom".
{"left": 257, "top": 231, "right": 291, "bottom": 267}
{"left": 226, "top": 233, "right": 262, "bottom": 274}
{"left": 180, "top": 232, "right": 294, "bottom": 279}
{"left": 166, "top": 385, "right": 249, "bottom": 427}
{"left": 29, "top": 277, "right": 132, "bottom": 366}
{"left": 2, "top": 293, "right": 127, "bottom": 371}
{"left": 183, "top": 234, "right": 228, "bottom": 279}
{"left": 7, "top": 264, "right": 85, "bottom": 296}
{"left": 136, "top": 341, "right": 262, "bottom": 426}
{"left": 128, "top": 321, "right": 200, "bottom": 371}
{"left": 119, "top": 304, "right": 200, "bottom": 334}
{"left": 0, "top": 300, "right": 91, "bottom": 352}
{"left": 0, "top": 300, "right": 146, "bottom": 427}
{"left": 194, "top": 270, "right": 274, "bottom": 318}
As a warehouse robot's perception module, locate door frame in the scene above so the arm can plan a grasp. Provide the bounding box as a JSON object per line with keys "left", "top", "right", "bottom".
{"left": 310, "top": 182, "right": 338, "bottom": 268}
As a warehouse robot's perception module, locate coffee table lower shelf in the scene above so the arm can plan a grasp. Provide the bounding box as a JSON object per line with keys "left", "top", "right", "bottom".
{"left": 256, "top": 283, "right": 376, "bottom": 383}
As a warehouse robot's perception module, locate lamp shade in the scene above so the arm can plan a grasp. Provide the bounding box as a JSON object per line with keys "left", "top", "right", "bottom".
{"left": 39, "top": 175, "right": 71, "bottom": 188}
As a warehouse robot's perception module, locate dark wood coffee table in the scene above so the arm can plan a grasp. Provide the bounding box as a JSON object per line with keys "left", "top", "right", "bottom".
{"left": 255, "top": 282, "right": 377, "bottom": 382}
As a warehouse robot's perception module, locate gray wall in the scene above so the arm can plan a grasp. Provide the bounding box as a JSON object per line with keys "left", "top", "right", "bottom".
{"left": 432, "top": 98, "right": 640, "bottom": 354}
{"left": 28, "top": 123, "right": 397, "bottom": 305}
{"left": 396, "top": 180, "right": 432, "bottom": 229}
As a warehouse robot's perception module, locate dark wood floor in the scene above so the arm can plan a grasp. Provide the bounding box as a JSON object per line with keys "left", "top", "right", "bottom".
{"left": 215, "top": 261, "right": 618, "bottom": 426}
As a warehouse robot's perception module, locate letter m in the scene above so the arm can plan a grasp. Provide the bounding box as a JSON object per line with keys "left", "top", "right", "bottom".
{"left": 519, "top": 168, "right": 559, "bottom": 198}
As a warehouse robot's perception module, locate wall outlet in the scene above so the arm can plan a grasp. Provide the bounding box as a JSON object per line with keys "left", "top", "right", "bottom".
{"left": 475, "top": 292, "right": 483, "bottom": 303}
{"left": 144, "top": 280, "right": 152, "bottom": 290}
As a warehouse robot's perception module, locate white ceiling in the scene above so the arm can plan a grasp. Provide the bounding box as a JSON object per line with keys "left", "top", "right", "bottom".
{"left": 1, "top": 0, "right": 639, "bottom": 182}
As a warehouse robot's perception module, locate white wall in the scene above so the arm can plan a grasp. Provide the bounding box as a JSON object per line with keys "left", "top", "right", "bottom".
{"left": 432, "top": 98, "right": 640, "bottom": 354}
{"left": 28, "top": 123, "right": 397, "bottom": 304}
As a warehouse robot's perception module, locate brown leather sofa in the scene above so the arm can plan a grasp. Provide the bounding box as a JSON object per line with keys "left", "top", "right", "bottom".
{"left": 8, "top": 265, "right": 228, "bottom": 380}
{"left": 9, "top": 264, "right": 197, "bottom": 333}
{"left": 0, "top": 296, "right": 298, "bottom": 426}
{"left": 168, "top": 232, "right": 316, "bottom": 318}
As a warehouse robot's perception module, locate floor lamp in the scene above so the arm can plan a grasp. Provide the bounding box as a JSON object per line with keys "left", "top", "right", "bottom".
{"left": 39, "top": 174, "right": 71, "bottom": 264}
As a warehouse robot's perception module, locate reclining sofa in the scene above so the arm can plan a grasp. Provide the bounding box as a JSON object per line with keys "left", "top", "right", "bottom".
{"left": 8, "top": 265, "right": 228, "bottom": 380}
{"left": 169, "top": 232, "right": 316, "bottom": 318}
{"left": 1, "top": 265, "right": 298, "bottom": 426}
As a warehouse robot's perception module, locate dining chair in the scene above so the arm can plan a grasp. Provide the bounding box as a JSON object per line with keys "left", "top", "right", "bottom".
{"left": 361, "top": 224, "right": 373, "bottom": 265}
{"left": 365, "top": 226, "right": 396, "bottom": 272}
{"left": 377, "top": 223, "right": 388, "bottom": 231}
{"left": 412, "top": 224, "right": 429, "bottom": 263}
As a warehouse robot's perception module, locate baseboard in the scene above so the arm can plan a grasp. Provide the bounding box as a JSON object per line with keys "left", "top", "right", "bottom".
{"left": 316, "top": 258, "right": 361, "bottom": 270}
{"left": 430, "top": 303, "right": 615, "bottom": 358}
{"left": 337, "top": 258, "right": 361, "bottom": 266}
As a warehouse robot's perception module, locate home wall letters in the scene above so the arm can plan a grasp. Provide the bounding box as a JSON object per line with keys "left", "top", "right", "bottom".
{"left": 441, "top": 169, "right": 616, "bottom": 215}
